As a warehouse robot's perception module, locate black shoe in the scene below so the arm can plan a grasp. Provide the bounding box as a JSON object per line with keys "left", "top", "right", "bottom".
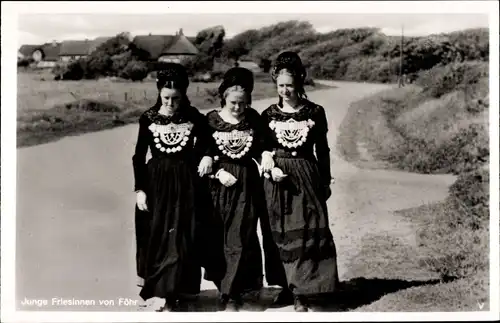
{"left": 272, "top": 289, "right": 294, "bottom": 306}
{"left": 294, "top": 295, "right": 308, "bottom": 312}
{"left": 162, "top": 296, "right": 182, "bottom": 312}
{"left": 224, "top": 298, "right": 241, "bottom": 312}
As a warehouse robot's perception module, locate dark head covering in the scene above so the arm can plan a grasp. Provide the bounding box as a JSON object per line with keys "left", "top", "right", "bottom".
{"left": 153, "top": 63, "right": 191, "bottom": 110}
{"left": 156, "top": 63, "right": 189, "bottom": 93}
{"left": 271, "top": 51, "right": 308, "bottom": 103}
{"left": 271, "top": 51, "right": 307, "bottom": 84}
{"left": 218, "top": 67, "right": 254, "bottom": 98}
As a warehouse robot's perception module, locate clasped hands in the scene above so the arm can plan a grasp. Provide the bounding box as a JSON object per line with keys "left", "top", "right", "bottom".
{"left": 197, "top": 156, "right": 237, "bottom": 187}
{"left": 260, "top": 151, "right": 288, "bottom": 182}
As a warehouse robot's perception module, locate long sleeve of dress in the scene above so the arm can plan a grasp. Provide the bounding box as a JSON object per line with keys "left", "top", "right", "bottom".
{"left": 132, "top": 115, "right": 150, "bottom": 192}
{"left": 191, "top": 108, "right": 215, "bottom": 163}
{"left": 258, "top": 114, "right": 275, "bottom": 154}
{"left": 315, "top": 106, "right": 332, "bottom": 187}
{"left": 248, "top": 109, "right": 273, "bottom": 158}
{"left": 258, "top": 110, "right": 276, "bottom": 153}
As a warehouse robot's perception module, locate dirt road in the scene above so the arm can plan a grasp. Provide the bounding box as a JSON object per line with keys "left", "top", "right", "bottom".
{"left": 15, "top": 81, "right": 456, "bottom": 312}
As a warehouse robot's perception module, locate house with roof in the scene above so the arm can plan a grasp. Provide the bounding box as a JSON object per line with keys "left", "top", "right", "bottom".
{"left": 18, "top": 44, "right": 39, "bottom": 60}
{"left": 17, "top": 28, "right": 199, "bottom": 69}
{"left": 18, "top": 41, "right": 61, "bottom": 68}
{"left": 132, "top": 28, "right": 199, "bottom": 64}
{"left": 58, "top": 36, "right": 113, "bottom": 62}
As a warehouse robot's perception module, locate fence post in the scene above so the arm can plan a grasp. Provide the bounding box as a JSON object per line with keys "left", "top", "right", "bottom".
{"left": 125, "top": 92, "right": 128, "bottom": 102}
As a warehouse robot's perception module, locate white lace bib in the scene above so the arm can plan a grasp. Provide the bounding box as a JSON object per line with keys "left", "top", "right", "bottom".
{"left": 213, "top": 129, "right": 254, "bottom": 159}
{"left": 149, "top": 122, "right": 193, "bottom": 153}
{"left": 269, "top": 118, "right": 315, "bottom": 148}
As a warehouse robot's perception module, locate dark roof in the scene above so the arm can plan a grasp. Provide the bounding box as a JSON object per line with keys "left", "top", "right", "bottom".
{"left": 18, "top": 45, "right": 39, "bottom": 57}
{"left": 59, "top": 36, "right": 113, "bottom": 56}
{"left": 18, "top": 31, "right": 197, "bottom": 61}
{"left": 132, "top": 34, "right": 199, "bottom": 59}
{"left": 163, "top": 35, "right": 199, "bottom": 55}
{"left": 59, "top": 40, "right": 92, "bottom": 56}
{"left": 132, "top": 35, "right": 176, "bottom": 60}
{"left": 38, "top": 43, "right": 62, "bottom": 61}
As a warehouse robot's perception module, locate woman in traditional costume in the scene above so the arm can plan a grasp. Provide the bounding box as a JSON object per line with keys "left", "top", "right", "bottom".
{"left": 260, "top": 52, "right": 340, "bottom": 312}
{"left": 200, "top": 67, "right": 278, "bottom": 311}
{"left": 132, "top": 63, "right": 214, "bottom": 311}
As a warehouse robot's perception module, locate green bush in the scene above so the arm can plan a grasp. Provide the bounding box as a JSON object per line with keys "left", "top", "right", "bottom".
{"left": 54, "top": 60, "right": 86, "bottom": 80}
{"left": 183, "top": 53, "right": 214, "bottom": 76}
{"left": 416, "top": 61, "right": 489, "bottom": 98}
{"left": 120, "top": 60, "right": 149, "bottom": 81}
{"left": 448, "top": 166, "right": 489, "bottom": 223}
{"left": 18, "top": 58, "right": 34, "bottom": 67}
{"left": 223, "top": 22, "right": 488, "bottom": 84}
{"left": 414, "top": 165, "right": 489, "bottom": 280}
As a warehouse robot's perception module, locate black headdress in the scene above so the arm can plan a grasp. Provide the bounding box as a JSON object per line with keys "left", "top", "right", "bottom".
{"left": 218, "top": 67, "right": 254, "bottom": 98}
{"left": 271, "top": 51, "right": 307, "bottom": 84}
{"left": 156, "top": 63, "right": 189, "bottom": 92}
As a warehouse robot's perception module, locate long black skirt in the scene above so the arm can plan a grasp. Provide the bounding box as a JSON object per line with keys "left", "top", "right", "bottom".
{"left": 207, "top": 159, "right": 265, "bottom": 298}
{"left": 137, "top": 156, "right": 203, "bottom": 301}
{"left": 135, "top": 206, "right": 150, "bottom": 282}
{"left": 263, "top": 156, "right": 340, "bottom": 296}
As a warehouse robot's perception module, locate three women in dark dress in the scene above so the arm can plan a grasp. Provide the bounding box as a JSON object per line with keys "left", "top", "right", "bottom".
{"left": 132, "top": 53, "right": 340, "bottom": 312}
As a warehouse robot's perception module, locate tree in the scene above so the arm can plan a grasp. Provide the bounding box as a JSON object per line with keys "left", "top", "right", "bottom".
{"left": 222, "top": 29, "right": 260, "bottom": 60}
{"left": 121, "top": 60, "right": 149, "bottom": 81}
{"left": 193, "top": 25, "right": 226, "bottom": 58}
{"left": 183, "top": 53, "right": 214, "bottom": 75}
{"left": 259, "top": 59, "right": 271, "bottom": 73}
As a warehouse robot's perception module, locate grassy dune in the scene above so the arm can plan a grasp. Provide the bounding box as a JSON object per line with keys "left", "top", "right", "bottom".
{"left": 336, "top": 61, "right": 490, "bottom": 311}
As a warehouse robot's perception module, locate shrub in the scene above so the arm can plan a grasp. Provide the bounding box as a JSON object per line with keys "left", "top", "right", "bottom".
{"left": 204, "top": 88, "right": 219, "bottom": 103}
{"left": 183, "top": 53, "right": 214, "bottom": 76}
{"left": 55, "top": 99, "right": 122, "bottom": 113}
{"left": 417, "top": 209, "right": 488, "bottom": 280}
{"left": 18, "top": 58, "right": 34, "bottom": 68}
{"left": 120, "top": 60, "right": 149, "bottom": 81}
{"left": 448, "top": 166, "right": 489, "bottom": 223}
{"left": 416, "top": 61, "right": 489, "bottom": 98}
{"left": 56, "top": 60, "right": 86, "bottom": 81}
{"left": 259, "top": 59, "right": 272, "bottom": 73}
{"left": 304, "top": 76, "right": 315, "bottom": 86}
{"left": 415, "top": 165, "right": 489, "bottom": 280}
{"left": 191, "top": 72, "right": 213, "bottom": 83}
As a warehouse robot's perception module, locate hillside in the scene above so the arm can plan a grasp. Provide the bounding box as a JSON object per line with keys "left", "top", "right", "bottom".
{"left": 223, "top": 20, "right": 489, "bottom": 83}
{"left": 223, "top": 20, "right": 491, "bottom": 310}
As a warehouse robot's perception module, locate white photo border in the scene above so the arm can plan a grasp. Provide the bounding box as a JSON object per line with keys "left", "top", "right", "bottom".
{"left": 2, "top": 1, "right": 499, "bottom": 322}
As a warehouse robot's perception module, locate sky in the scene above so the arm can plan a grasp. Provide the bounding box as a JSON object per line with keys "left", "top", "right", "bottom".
{"left": 18, "top": 12, "right": 489, "bottom": 46}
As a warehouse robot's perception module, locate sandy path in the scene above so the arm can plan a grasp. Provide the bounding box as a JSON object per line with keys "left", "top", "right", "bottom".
{"left": 15, "top": 81, "right": 456, "bottom": 312}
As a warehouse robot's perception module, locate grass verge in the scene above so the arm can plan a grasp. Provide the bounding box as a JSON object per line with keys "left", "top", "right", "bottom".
{"left": 334, "top": 61, "right": 490, "bottom": 311}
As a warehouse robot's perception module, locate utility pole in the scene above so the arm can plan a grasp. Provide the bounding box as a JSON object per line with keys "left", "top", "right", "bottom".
{"left": 399, "top": 24, "right": 404, "bottom": 87}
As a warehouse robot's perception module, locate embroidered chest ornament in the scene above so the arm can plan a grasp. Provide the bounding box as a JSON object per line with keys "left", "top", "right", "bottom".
{"left": 269, "top": 118, "right": 315, "bottom": 148}
{"left": 148, "top": 122, "right": 193, "bottom": 153}
{"left": 213, "top": 129, "right": 254, "bottom": 159}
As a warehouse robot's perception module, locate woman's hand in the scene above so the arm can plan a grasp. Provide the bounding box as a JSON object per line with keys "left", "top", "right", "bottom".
{"left": 271, "top": 167, "right": 288, "bottom": 182}
{"left": 136, "top": 190, "right": 148, "bottom": 211}
{"left": 217, "top": 169, "right": 237, "bottom": 187}
{"left": 261, "top": 151, "right": 275, "bottom": 172}
{"left": 198, "top": 156, "right": 213, "bottom": 177}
